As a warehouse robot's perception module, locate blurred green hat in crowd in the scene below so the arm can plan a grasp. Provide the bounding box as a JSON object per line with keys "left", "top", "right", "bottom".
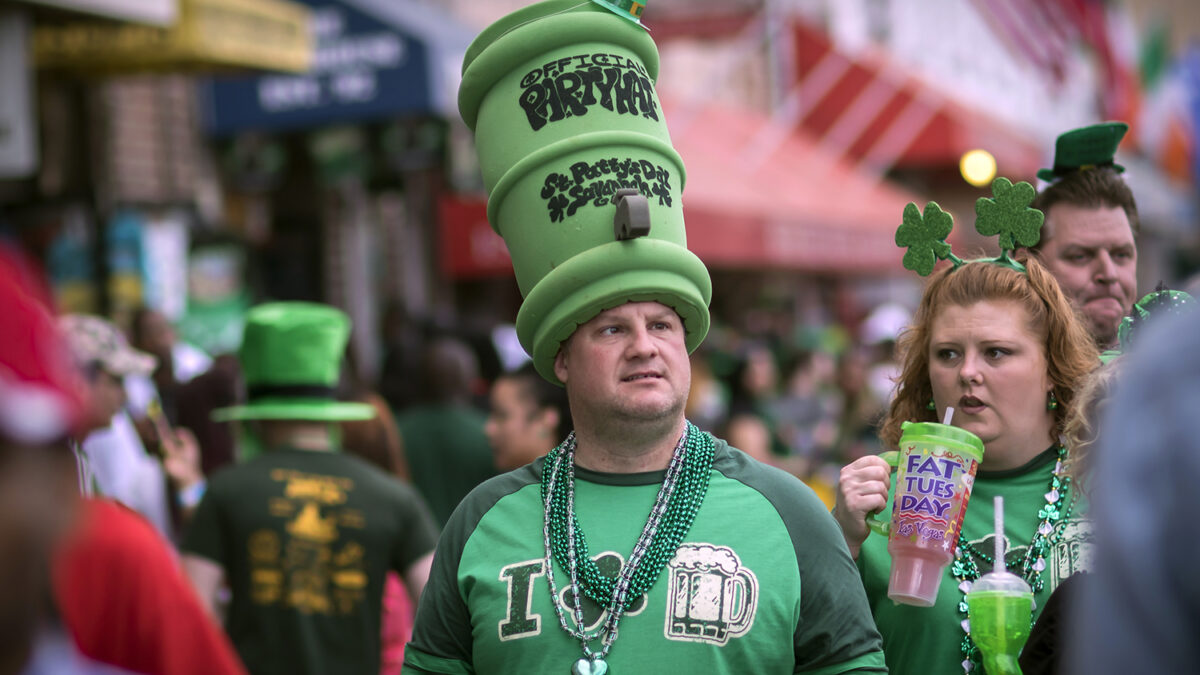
{"left": 1037, "top": 122, "right": 1128, "bottom": 183}
{"left": 213, "top": 302, "right": 374, "bottom": 422}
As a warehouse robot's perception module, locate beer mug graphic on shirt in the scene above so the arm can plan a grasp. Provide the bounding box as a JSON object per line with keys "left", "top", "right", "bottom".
{"left": 664, "top": 543, "right": 758, "bottom": 645}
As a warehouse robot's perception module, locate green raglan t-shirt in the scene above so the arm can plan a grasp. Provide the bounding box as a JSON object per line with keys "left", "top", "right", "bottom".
{"left": 182, "top": 448, "right": 439, "bottom": 675}
{"left": 858, "top": 447, "right": 1093, "bottom": 675}
{"left": 404, "top": 437, "right": 887, "bottom": 674}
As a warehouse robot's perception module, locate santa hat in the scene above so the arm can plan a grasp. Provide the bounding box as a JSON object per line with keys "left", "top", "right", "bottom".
{"left": 0, "top": 246, "right": 88, "bottom": 444}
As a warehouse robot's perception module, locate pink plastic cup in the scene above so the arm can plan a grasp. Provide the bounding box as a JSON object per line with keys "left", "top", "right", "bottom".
{"left": 866, "top": 421, "right": 985, "bottom": 606}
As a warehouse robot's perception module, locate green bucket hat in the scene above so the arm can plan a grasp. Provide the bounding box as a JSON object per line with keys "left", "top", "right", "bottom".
{"left": 212, "top": 302, "right": 374, "bottom": 422}
{"left": 1037, "top": 121, "right": 1128, "bottom": 183}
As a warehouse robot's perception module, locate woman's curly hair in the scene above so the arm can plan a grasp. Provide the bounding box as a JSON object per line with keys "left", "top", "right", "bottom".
{"left": 879, "top": 251, "right": 1100, "bottom": 450}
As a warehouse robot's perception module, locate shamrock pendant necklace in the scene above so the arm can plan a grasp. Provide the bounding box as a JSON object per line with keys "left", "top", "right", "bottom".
{"left": 541, "top": 422, "right": 714, "bottom": 673}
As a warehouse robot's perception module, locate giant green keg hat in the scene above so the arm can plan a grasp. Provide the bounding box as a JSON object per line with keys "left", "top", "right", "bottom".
{"left": 213, "top": 302, "right": 374, "bottom": 422}
{"left": 459, "top": 0, "right": 711, "bottom": 384}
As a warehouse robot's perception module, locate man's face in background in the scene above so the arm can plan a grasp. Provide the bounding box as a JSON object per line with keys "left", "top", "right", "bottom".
{"left": 86, "top": 367, "right": 127, "bottom": 430}
{"left": 1037, "top": 202, "right": 1137, "bottom": 348}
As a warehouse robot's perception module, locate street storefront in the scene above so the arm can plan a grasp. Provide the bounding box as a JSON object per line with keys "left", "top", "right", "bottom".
{"left": 10, "top": 0, "right": 177, "bottom": 25}
{"left": 33, "top": 0, "right": 311, "bottom": 73}
{"left": 196, "top": 0, "right": 476, "bottom": 377}
{"left": 0, "top": 0, "right": 311, "bottom": 351}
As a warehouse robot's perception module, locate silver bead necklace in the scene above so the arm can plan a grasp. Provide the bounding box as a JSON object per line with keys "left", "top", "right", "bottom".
{"left": 541, "top": 427, "right": 693, "bottom": 675}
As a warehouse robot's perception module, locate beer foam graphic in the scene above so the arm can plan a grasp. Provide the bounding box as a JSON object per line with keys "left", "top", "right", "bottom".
{"left": 671, "top": 543, "right": 739, "bottom": 575}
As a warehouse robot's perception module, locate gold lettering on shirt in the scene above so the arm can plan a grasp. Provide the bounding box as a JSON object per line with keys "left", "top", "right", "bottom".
{"left": 243, "top": 469, "right": 371, "bottom": 615}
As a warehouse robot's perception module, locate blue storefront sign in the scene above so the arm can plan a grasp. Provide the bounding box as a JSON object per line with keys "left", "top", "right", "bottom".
{"left": 200, "top": 0, "right": 471, "bottom": 136}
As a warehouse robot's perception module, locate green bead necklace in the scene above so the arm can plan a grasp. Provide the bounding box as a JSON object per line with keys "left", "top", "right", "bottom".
{"left": 541, "top": 421, "right": 715, "bottom": 673}
{"left": 950, "top": 445, "right": 1073, "bottom": 673}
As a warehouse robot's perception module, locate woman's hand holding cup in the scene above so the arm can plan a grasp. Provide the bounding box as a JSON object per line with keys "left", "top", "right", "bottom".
{"left": 833, "top": 456, "right": 893, "bottom": 559}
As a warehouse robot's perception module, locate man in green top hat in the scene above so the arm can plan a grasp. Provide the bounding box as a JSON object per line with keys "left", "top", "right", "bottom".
{"left": 180, "top": 302, "right": 439, "bottom": 675}
{"left": 1031, "top": 122, "right": 1139, "bottom": 350}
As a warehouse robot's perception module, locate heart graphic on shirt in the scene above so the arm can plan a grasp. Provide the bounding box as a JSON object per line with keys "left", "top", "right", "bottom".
{"left": 571, "top": 658, "right": 608, "bottom": 675}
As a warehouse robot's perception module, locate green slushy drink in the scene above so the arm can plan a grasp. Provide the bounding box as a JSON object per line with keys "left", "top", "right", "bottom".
{"left": 967, "top": 589, "right": 1033, "bottom": 675}
{"left": 965, "top": 495, "right": 1033, "bottom": 675}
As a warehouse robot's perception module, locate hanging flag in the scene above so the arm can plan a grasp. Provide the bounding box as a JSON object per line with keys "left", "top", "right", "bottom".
{"left": 969, "top": 0, "right": 1076, "bottom": 85}
{"left": 1135, "top": 34, "right": 1198, "bottom": 184}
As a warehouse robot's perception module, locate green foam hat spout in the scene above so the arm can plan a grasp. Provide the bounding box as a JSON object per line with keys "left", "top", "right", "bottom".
{"left": 590, "top": 0, "right": 647, "bottom": 24}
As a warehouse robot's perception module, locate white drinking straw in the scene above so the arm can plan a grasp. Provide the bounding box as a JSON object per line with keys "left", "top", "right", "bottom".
{"left": 994, "top": 495, "right": 1005, "bottom": 572}
{"left": 942, "top": 406, "right": 955, "bottom": 426}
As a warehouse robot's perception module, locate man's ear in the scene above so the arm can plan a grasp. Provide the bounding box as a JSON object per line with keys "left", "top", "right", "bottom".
{"left": 537, "top": 408, "right": 560, "bottom": 438}
{"left": 553, "top": 347, "right": 569, "bottom": 385}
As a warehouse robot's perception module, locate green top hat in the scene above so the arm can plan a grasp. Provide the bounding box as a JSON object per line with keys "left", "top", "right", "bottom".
{"left": 1037, "top": 121, "right": 1128, "bottom": 183}
{"left": 212, "top": 302, "right": 374, "bottom": 422}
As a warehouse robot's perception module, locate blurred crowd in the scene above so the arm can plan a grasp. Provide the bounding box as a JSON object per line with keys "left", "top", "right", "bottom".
{"left": 368, "top": 295, "right": 910, "bottom": 516}
{"left": 685, "top": 303, "right": 909, "bottom": 506}
{"left": 7, "top": 217, "right": 1200, "bottom": 675}
{"left": 1, "top": 225, "right": 914, "bottom": 673}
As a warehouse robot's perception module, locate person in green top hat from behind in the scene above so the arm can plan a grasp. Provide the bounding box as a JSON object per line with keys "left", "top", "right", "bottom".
{"left": 180, "top": 302, "right": 440, "bottom": 675}
{"left": 1029, "top": 122, "right": 1140, "bottom": 351}
{"left": 404, "top": 2, "right": 886, "bottom": 674}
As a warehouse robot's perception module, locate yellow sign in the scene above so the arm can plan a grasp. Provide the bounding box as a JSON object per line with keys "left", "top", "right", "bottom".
{"left": 34, "top": 0, "right": 312, "bottom": 73}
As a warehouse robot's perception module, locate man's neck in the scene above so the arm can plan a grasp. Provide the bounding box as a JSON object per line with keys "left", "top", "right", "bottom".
{"left": 262, "top": 423, "right": 335, "bottom": 452}
{"left": 572, "top": 417, "right": 687, "bottom": 473}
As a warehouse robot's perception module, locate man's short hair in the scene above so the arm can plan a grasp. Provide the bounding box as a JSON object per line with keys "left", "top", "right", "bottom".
{"left": 418, "top": 337, "right": 480, "bottom": 404}
{"left": 1031, "top": 168, "right": 1139, "bottom": 250}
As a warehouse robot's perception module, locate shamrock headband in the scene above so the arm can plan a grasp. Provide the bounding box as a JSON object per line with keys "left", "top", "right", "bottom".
{"left": 896, "top": 177, "right": 1044, "bottom": 277}
{"left": 1100, "top": 284, "right": 1197, "bottom": 363}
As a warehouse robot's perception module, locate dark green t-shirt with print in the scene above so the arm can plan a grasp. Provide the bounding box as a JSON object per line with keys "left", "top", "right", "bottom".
{"left": 182, "top": 448, "right": 438, "bottom": 675}
{"left": 404, "top": 437, "right": 887, "bottom": 674}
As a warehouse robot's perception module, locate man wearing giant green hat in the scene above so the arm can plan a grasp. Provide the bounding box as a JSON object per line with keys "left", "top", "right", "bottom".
{"left": 179, "top": 302, "right": 439, "bottom": 675}
{"left": 404, "top": 2, "right": 886, "bottom": 674}
{"left": 1030, "top": 121, "right": 1140, "bottom": 350}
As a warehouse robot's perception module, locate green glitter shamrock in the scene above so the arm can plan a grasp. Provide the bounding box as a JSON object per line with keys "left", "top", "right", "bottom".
{"left": 974, "top": 177, "right": 1044, "bottom": 268}
{"left": 1102, "top": 284, "right": 1198, "bottom": 362}
{"left": 895, "top": 201, "right": 963, "bottom": 277}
